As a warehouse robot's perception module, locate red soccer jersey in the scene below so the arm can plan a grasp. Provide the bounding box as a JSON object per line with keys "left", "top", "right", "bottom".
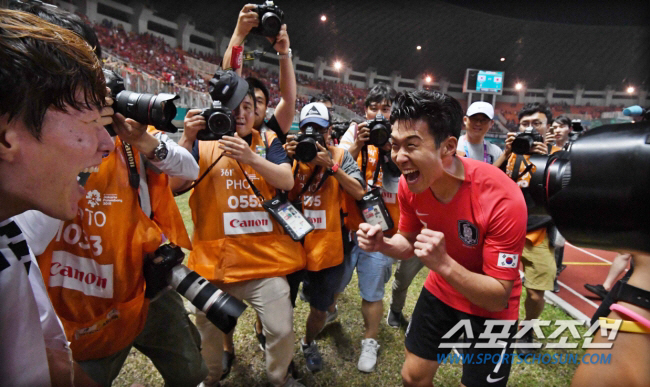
{"left": 398, "top": 157, "right": 527, "bottom": 320}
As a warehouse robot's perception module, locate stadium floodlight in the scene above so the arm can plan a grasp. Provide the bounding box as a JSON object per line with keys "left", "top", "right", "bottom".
{"left": 627, "top": 86, "right": 635, "bottom": 94}
{"left": 416, "top": 45, "right": 422, "bottom": 50}
{"left": 425, "top": 75, "right": 432, "bottom": 83}
{"left": 321, "top": 15, "right": 327, "bottom": 22}
{"left": 334, "top": 60, "right": 342, "bottom": 71}
{"left": 515, "top": 82, "right": 523, "bottom": 90}
{"left": 500, "top": 57, "right": 506, "bottom": 62}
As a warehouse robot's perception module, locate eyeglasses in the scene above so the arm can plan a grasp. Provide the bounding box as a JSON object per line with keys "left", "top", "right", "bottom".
{"left": 519, "top": 120, "right": 546, "bottom": 128}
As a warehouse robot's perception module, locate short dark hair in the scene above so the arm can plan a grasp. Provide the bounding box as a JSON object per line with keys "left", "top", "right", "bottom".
{"left": 365, "top": 82, "right": 395, "bottom": 108}
{"left": 244, "top": 86, "right": 257, "bottom": 109}
{"left": 553, "top": 115, "right": 572, "bottom": 128}
{"left": 310, "top": 93, "right": 332, "bottom": 105}
{"left": 0, "top": 9, "right": 106, "bottom": 139}
{"left": 518, "top": 102, "right": 552, "bottom": 124}
{"left": 10, "top": 1, "right": 102, "bottom": 60}
{"left": 246, "top": 77, "right": 269, "bottom": 107}
{"left": 390, "top": 90, "right": 463, "bottom": 147}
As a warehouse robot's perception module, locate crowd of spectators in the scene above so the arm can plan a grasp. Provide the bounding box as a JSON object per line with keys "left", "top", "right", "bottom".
{"left": 91, "top": 19, "right": 624, "bottom": 121}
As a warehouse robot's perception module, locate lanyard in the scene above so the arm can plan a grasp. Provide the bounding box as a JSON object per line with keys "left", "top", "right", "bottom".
{"left": 361, "top": 145, "right": 384, "bottom": 188}
{"left": 463, "top": 140, "right": 489, "bottom": 163}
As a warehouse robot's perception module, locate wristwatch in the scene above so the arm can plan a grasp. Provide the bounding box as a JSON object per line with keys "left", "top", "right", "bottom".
{"left": 329, "top": 162, "right": 339, "bottom": 174}
{"left": 152, "top": 140, "right": 168, "bottom": 162}
{"left": 277, "top": 48, "right": 292, "bottom": 60}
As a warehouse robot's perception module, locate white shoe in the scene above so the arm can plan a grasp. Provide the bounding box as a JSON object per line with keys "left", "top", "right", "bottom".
{"left": 357, "top": 338, "right": 380, "bottom": 372}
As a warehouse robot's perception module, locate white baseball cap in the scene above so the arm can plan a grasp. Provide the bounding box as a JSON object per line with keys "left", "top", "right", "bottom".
{"left": 466, "top": 101, "right": 494, "bottom": 120}
{"left": 300, "top": 102, "right": 330, "bottom": 128}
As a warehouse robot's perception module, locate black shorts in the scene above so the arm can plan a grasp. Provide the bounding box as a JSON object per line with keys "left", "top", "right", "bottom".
{"left": 405, "top": 287, "right": 517, "bottom": 387}
{"left": 302, "top": 262, "right": 345, "bottom": 312}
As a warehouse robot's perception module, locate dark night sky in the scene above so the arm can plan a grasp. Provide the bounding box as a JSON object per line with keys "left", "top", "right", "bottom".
{"left": 120, "top": 0, "right": 649, "bottom": 89}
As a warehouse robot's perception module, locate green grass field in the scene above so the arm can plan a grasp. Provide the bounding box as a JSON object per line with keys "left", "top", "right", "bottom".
{"left": 113, "top": 193, "right": 585, "bottom": 387}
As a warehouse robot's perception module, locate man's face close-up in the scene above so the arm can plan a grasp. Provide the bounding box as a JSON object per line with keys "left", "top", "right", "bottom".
{"left": 519, "top": 111, "right": 549, "bottom": 136}
{"left": 252, "top": 88, "right": 267, "bottom": 129}
{"left": 365, "top": 99, "right": 392, "bottom": 121}
{"left": 13, "top": 99, "right": 114, "bottom": 220}
{"left": 391, "top": 119, "right": 445, "bottom": 194}
{"left": 235, "top": 94, "right": 256, "bottom": 136}
{"left": 551, "top": 121, "right": 571, "bottom": 145}
{"left": 463, "top": 113, "right": 492, "bottom": 143}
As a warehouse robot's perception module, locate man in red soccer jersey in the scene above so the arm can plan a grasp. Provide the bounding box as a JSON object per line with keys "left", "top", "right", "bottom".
{"left": 357, "top": 90, "right": 527, "bottom": 387}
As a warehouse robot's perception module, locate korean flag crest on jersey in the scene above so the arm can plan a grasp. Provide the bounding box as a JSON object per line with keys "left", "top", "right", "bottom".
{"left": 498, "top": 253, "right": 519, "bottom": 268}
{"left": 457, "top": 220, "right": 479, "bottom": 246}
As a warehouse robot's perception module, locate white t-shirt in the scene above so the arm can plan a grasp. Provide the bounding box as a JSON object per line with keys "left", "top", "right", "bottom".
{"left": 457, "top": 135, "right": 503, "bottom": 164}
{"left": 0, "top": 217, "right": 58, "bottom": 387}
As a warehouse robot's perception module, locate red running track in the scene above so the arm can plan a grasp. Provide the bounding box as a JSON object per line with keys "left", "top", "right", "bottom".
{"left": 551, "top": 244, "right": 626, "bottom": 320}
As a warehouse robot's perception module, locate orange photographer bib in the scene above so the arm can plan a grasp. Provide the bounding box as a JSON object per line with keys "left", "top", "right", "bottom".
{"left": 343, "top": 145, "right": 400, "bottom": 235}
{"left": 505, "top": 145, "right": 562, "bottom": 245}
{"left": 289, "top": 147, "right": 345, "bottom": 271}
{"left": 188, "top": 129, "right": 306, "bottom": 284}
{"left": 37, "top": 138, "right": 190, "bottom": 361}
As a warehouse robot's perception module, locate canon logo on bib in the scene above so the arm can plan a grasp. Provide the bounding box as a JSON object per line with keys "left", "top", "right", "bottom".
{"left": 223, "top": 212, "right": 273, "bottom": 235}
{"left": 48, "top": 251, "right": 114, "bottom": 298}
{"left": 304, "top": 209, "right": 326, "bottom": 230}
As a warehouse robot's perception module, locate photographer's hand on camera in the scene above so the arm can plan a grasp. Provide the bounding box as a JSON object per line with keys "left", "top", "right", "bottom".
{"left": 285, "top": 134, "right": 297, "bottom": 159}
{"left": 234, "top": 4, "right": 259, "bottom": 40}
{"left": 219, "top": 134, "right": 257, "bottom": 165}
{"left": 348, "top": 122, "right": 370, "bottom": 159}
{"left": 269, "top": 24, "right": 290, "bottom": 55}
{"left": 111, "top": 112, "right": 157, "bottom": 155}
{"left": 310, "top": 142, "right": 335, "bottom": 169}
{"left": 180, "top": 109, "right": 206, "bottom": 145}
{"left": 493, "top": 132, "right": 516, "bottom": 168}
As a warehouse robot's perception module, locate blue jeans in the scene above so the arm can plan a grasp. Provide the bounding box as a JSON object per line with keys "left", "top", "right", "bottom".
{"left": 337, "top": 235, "right": 394, "bottom": 302}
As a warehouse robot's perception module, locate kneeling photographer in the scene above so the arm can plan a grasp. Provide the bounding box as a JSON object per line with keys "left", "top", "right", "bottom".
{"left": 284, "top": 103, "right": 365, "bottom": 373}
{"left": 172, "top": 70, "right": 306, "bottom": 387}
{"left": 494, "top": 103, "right": 562, "bottom": 353}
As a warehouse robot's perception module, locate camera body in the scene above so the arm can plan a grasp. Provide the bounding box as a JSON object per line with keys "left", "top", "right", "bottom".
{"left": 366, "top": 113, "right": 391, "bottom": 147}
{"left": 330, "top": 121, "right": 350, "bottom": 141}
{"left": 512, "top": 126, "right": 545, "bottom": 155}
{"left": 103, "top": 69, "right": 179, "bottom": 133}
{"left": 294, "top": 125, "right": 326, "bottom": 162}
{"left": 198, "top": 101, "right": 235, "bottom": 141}
{"left": 251, "top": 1, "right": 284, "bottom": 37}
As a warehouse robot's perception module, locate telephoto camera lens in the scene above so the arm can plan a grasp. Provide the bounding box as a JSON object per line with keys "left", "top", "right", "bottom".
{"left": 104, "top": 69, "right": 180, "bottom": 133}
{"left": 168, "top": 265, "right": 247, "bottom": 333}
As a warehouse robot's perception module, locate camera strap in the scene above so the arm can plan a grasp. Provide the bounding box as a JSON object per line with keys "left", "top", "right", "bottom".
{"left": 175, "top": 129, "right": 271, "bottom": 197}
{"left": 511, "top": 154, "right": 534, "bottom": 182}
{"left": 358, "top": 146, "right": 393, "bottom": 231}
{"left": 122, "top": 142, "right": 140, "bottom": 190}
{"left": 361, "top": 146, "right": 384, "bottom": 188}
{"left": 236, "top": 161, "right": 315, "bottom": 241}
{"left": 174, "top": 154, "right": 224, "bottom": 197}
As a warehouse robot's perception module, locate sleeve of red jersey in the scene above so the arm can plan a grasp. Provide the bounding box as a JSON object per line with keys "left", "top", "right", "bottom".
{"left": 482, "top": 190, "right": 528, "bottom": 281}
{"left": 397, "top": 176, "right": 422, "bottom": 234}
